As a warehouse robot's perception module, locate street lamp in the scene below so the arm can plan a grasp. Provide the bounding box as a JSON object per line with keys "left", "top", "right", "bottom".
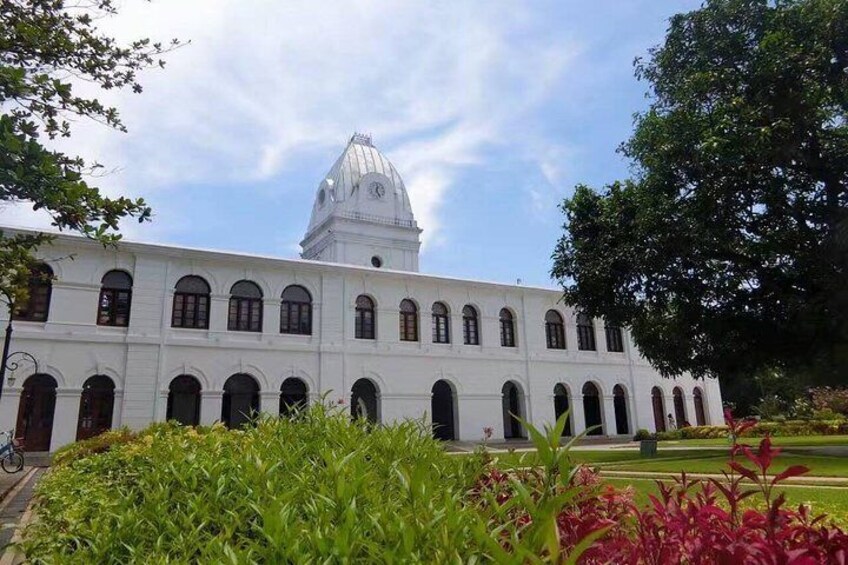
{"left": 0, "top": 291, "right": 38, "bottom": 402}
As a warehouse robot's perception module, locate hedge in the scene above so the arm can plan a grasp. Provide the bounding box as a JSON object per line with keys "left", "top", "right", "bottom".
{"left": 655, "top": 419, "right": 848, "bottom": 441}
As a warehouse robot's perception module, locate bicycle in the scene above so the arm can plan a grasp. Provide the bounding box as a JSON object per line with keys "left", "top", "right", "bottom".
{"left": 0, "top": 430, "right": 24, "bottom": 473}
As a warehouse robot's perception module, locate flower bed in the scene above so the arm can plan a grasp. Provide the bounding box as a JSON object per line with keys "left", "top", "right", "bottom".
{"left": 22, "top": 406, "right": 848, "bottom": 563}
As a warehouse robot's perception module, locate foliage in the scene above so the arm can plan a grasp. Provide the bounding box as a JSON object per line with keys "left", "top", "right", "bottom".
{"left": 0, "top": 0, "right": 182, "bottom": 303}
{"left": 472, "top": 409, "right": 848, "bottom": 562}
{"left": 551, "top": 0, "right": 848, "bottom": 385}
{"left": 810, "top": 386, "right": 848, "bottom": 415}
{"left": 633, "top": 429, "right": 654, "bottom": 441}
{"left": 752, "top": 394, "right": 787, "bottom": 420}
{"left": 24, "top": 405, "right": 609, "bottom": 563}
{"left": 50, "top": 427, "right": 135, "bottom": 467}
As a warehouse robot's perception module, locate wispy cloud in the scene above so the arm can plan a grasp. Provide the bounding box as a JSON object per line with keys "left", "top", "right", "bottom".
{"left": 0, "top": 0, "right": 581, "bottom": 250}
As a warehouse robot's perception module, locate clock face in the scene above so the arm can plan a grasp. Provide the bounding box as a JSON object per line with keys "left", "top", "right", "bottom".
{"left": 369, "top": 181, "right": 386, "bottom": 199}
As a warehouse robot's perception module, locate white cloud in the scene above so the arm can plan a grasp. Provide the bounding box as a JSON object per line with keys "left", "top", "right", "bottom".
{"left": 0, "top": 0, "right": 581, "bottom": 248}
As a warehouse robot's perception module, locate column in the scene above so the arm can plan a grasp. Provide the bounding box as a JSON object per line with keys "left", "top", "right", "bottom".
{"left": 664, "top": 395, "right": 675, "bottom": 429}
{"left": 51, "top": 388, "right": 82, "bottom": 451}
{"left": 155, "top": 390, "right": 169, "bottom": 422}
{"left": 111, "top": 390, "right": 124, "bottom": 428}
{"left": 594, "top": 319, "right": 606, "bottom": 352}
{"left": 571, "top": 392, "right": 586, "bottom": 436}
{"left": 685, "top": 394, "right": 698, "bottom": 428}
{"left": 0, "top": 389, "right": 21, "bottom": 435}
{"left": 209, "top": 294, "right": 229, "bottom": 333}
{"left": 264, "top": 298, "right": 281, "bottom": 335}
{"left": 200, "top": 390, "right": 223, "bottom": 426}
{"left": 602, "top": 395, "right": 617, "bottom": 436}
{"left": 260, "top": 391, "right": 280, "bottom": 418}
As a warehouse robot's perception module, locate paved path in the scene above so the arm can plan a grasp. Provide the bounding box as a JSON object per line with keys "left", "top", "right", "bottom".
{"left": 0, "top": 468, "right": 42, "bottom": 550}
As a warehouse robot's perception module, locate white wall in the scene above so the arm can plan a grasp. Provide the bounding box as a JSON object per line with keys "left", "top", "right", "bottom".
{"left": 0, "top": 233, "right": 721, "bottom": 451}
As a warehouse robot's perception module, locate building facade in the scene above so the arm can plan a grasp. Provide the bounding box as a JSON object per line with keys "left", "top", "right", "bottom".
{"left": 0, "top": 135, "right": 722, "bottom": 452}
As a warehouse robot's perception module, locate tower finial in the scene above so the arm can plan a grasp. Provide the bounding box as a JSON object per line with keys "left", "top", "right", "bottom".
{"left": 350, "top": 132, "right": 373, "bottom": 146}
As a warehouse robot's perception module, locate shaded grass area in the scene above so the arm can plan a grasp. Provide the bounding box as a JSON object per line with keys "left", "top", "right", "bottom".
{"left": 490, "top": 448, "right": 727, "bottom": 470}
{"left": 605, "top": 478, "right": 848, "bottom": 527}
{"left": 661, "top": 435, "right": 848, "bottom": 447}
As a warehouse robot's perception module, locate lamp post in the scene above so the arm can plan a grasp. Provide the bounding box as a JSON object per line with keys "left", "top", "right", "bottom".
{"left": 0, "top": 292, "right": 37, "bottom": 402}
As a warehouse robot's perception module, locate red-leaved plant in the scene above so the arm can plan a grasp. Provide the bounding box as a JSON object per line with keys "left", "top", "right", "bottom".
{"left": 471, "top": 409, "right": 848, "bottom": 563}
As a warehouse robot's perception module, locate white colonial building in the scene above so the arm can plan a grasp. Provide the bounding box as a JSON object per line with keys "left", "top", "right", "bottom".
{"left": 0, "top": 134, "right": 721, "bottom": 452}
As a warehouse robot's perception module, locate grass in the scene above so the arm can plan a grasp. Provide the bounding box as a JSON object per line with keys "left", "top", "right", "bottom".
{"left": 489, "top": 448, "right": 727, "bottom": 470}
{"left": 605, "top": 478, "right": 848, "bottom": 527}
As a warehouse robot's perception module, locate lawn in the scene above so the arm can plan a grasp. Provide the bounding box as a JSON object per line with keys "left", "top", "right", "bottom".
{"left": 604, "top": 478, "right": 848, "bottom": 527}
{"left": 489, "top": 448, "right": 727, "bottom": 470}
{"left": 602, "top": 451, "right": 848, "bottom": 479}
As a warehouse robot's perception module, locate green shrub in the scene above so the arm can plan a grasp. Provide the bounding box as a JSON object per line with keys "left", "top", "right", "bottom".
{"left": 51, "top": 427, "right": 137, "bottom": 467}
{"left": 633, "top": 429, "right": 653, "bottom": 441}
{"left": 23, "top": 405, "right": 519, "bottom": 563}
{"left": 655, "top": 419, "right": 848, "bottom": 441}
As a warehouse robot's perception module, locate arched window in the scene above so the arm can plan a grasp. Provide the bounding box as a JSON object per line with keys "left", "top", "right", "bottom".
{"left": 228, "top": 280, "right": 263, "bottom": 332}
{"left": 167, "top": 375, "right": 201, "bottom": 426}
{"left": 351, "top": 378, "right": 380, "bottom": 424}
{"left": 76, "top": 375, "right": 115, "bottom": 441}
{"left": 462, "top": 305, "right": 479, "bottom": 345}
{"left": 553, "top": 384, "right": 571, "bottom": 436}
{"left": 501, "top": 381, "right": 526, "bottom": 439}
{"left": 576, "top": 312, "right": 596, "bottom": 351}
{"left": 500, "top": 308, "right": 516, "bottom": 347}
{"left": 15, "top": 373, "right": 57, "bottom": 451}
{"left": 222, "top": 374, "right": 259, "bottom": 429}
{"left": 280, "top": 377, "right": 308, "bottom": 416}
{"left": 694, "top": 387, "right": 707, "bottom": 426}
{"left": 605, "top": 323, "right": 624, "bottom": 352}
{"left": 431, "top": 380, "right": 456, "bottom": 440}
{"left": 613, "top": 384, "right": 629, "bottom": 435}
{"left": 13, "top": 263, "right": 53, "bottom": 322}
{"left": 651, "top": 387, "right": 666, "bottom": 432}
{"left": 582, "top": 382, "right": 603, "bottom": 436}
{"left": 673, "top": 387, "right": 687, "bottom": 428}
{"left": 355, "top": 295, "right": 375, "bottom": 340}
{"left": 172, "top": 276, "right": 210, "bottom": 329}
{"left": 280, "top": 285, "right": 312, "bottom": 335}
{"left": 431, "top": 302, "right": 450, "bottom": 344}
{"left": 97, "top": 270, "right": 132, "bottom": 327}
{"left": 399, "top": 299, "right": 418, "bottom": 342}
{"left": 545, "top": 310, "right": 565, "bottom": 349}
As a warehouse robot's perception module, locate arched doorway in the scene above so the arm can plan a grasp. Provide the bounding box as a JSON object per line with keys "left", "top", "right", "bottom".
{"left": 167, "top": 375, "right": 201, "bottom": 426}
{"left": 651, "top": 387, "right": 666, "bottom": 432}
{"left": 582, "top": 382, "right": 603, "bottom": 436}
{"left": 280, "top": 377, "right": 308, "bottom": 416}
{"left": 16, "top": 374, "right": 57, "bottom": 451}
{"left": 553, "top": 384, "right": 571, "bottom": 436}
{"left": 501, "top": 381, "right": 525, "bottom": 439}
{"left": 76, "top": 375, "right": 115, "bottom": 441}
{"left": 351, "top": 379, "right": 379, "bottom": 424}
{"left": 431, "top": 380, "right": 456, "bottom": 441}
{"left": 694, "top": 387, "right": 707, "bottom": 426}
{"left": 222, "top": 374, "right": 259, "bottom": 429}
{"left": 673, "top": 387, "right": 687, "bottom": 428}
{"left": 612, "top": 384, "right": 629, "bottom": 435}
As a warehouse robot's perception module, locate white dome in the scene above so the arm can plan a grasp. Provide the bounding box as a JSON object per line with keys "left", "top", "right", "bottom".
{"left": 305, "top": 134, "right": 417, "bottom": 238}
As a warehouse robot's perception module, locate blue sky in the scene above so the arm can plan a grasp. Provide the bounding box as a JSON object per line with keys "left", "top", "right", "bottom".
{"left": 1, "top": 0, "right": 703, "bottom": 287}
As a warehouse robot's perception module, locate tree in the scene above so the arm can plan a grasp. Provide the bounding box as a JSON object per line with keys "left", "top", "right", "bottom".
{"left": 552, "top": 0, "right": 848, "bottom": 389}
{"left": 0, "top": 0, "right": 182, "bottom": 304}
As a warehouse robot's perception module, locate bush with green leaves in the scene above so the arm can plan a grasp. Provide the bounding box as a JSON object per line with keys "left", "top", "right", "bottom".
{"left": 656, "top": 419, "right": 848, "bottom": 441}
{"left": 23, "top": 404, "right": 608, "bottom": 563}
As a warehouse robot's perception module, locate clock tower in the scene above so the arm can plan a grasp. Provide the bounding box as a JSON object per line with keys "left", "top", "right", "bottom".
{"left": 300, "top": 134, "right": 422, "bottom": 272}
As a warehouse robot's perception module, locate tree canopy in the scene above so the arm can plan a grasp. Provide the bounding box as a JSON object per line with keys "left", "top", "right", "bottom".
{"left": 552, "top": 0, "right": 848, "bottom": 385}
{"left": 0, "top": 0, "right": 181, "bottom": 303}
